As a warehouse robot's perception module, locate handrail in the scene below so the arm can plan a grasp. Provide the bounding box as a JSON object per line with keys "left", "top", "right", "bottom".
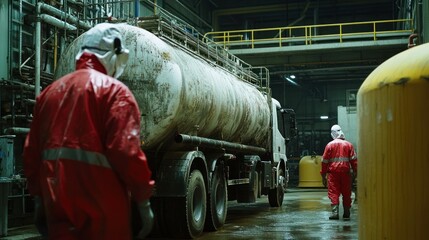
{"left": 204, "top": 19, "right": 414, "bottom": 49}
{"left": 80, "top": 0, "right": 268, "bottom": 90}
{"left": 135, "top": 5, "right": 269, "bottom": 91}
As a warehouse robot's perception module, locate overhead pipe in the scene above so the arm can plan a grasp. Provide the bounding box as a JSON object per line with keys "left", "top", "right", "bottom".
{"left": 67, "top": 0, "right": 83, "bottom": 7}
{"left": 40, "top": 14, "right": 77, "bottom": 31}
{"left": 0, "top": 79, "right": 40, "bottom": 91}
{"left": 35, "top": 2, "right": 90, "bottom": 97}
{"left": 23, "top": 99, "right": 36, "bottom": 105}
{"left": 39, "top": 3, "right": 91, "bottom": 30}
{"left": 3, "top": 127, "right": 30, "bottom": 135}
{"left": 2, "top": 115, "right": 28, "bottom": 121}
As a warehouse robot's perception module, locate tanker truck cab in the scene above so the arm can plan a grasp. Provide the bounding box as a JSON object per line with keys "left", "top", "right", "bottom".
{"left": 272, "top": 100, "right": 297, "bottom": 183}
{"left": 264, "top": 98, "right": 289, "bottom": 202}
{"left": 261, "top": 98, "right": 297, "bottom": 207}
{"left": 272, "top": 98, "right": 288, "bottom": 164}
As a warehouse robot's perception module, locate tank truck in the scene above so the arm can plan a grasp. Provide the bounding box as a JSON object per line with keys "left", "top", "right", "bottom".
{"left": 55, "top": 16, "right": 296, "bottom": 239}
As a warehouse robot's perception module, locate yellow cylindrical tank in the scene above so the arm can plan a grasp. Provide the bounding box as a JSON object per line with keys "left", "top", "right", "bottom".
{"left": 298, "top": 155, "right": 324, "bottom": 188}
{"left": 357, "top": 42, "right": 429, "bottom": 239}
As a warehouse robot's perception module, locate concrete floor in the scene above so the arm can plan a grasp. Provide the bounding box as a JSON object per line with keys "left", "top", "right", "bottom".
{"left": 198, "top": 188, "right": 358, "bottom": 240}
{"left": 1, "top": 188, "right": 358, "bottom": 240}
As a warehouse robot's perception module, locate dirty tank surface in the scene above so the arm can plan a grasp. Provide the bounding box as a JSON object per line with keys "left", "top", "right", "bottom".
{"left": 2, "top": 189, "right": 358, "bottom": 240}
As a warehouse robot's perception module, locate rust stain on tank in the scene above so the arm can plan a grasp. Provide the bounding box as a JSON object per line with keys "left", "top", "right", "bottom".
{"left": 393, "top": 77, "right": 410, "bottom": 85}
{"left": 377, "top": 79, "right": 389, "bottom": 88}
{"left": 161, "top": 52, "right": 171, "bottom": 61}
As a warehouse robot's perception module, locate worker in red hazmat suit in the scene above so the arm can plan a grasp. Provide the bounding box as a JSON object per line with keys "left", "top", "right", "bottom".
{"left": 320, "top": 124, "right": 357, "bottom": 220}
{"left": 23, "top": 23, "right": 155, "bottom": 239}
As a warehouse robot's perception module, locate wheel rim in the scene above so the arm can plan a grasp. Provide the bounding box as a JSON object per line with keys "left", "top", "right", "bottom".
{"left": 279, "top": 174, "right": 286, "bottom": 192}
{"left": 215, "top": 179, "right": 226, "bottom": 216}
{"left": 193, "top": 180, "right": 204, "bottom": 222}
{"left": 278, "top": 170, "right": 285, "bottom": 203}
{"left": 187, "top": 170, "right": 206, "bottom": 238}
{"left": 205, "top": 168, "right": 227, "bottom": 231}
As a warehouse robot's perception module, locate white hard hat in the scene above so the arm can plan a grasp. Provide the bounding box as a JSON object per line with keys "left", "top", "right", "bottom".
{"left": 76, "top": 23, "right": 129, "bottom": 78}
{"left": 331, "top": 124, "right": 345, "bottom": 139}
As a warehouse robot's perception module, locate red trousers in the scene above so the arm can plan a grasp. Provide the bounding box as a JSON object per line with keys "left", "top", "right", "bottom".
{"left": 327, "top": 172, "right": 352, "bottom": 207}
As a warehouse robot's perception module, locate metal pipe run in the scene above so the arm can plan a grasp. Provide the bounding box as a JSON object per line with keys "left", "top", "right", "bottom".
{"left": 23, "top": 99, "right": 36, "bottom": 105}
{"left": 175, "top": 134, "right": 267, "bottom": 154}
{"left": 3, "top": 127, "right": 30, "bottom": 135}
{"left": 0, "top": 79, "right": 40, "bottom": 91}
{"left": 35, "top": 2, "right": 88, "bottom": 97}
{"left": 40, "top": 14, "right": 77, "bottom": 31}
{"left": 39, "top": 3, "right": 91, "bottom": 30}
{"left": 2, "top": 115, "right": 28, "bottom": 121}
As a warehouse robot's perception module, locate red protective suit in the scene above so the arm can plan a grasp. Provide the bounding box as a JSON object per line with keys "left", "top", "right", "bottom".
{"left": 23, "top": 53, "right": 154, "bottom": 240}
{"left": 321, "top": 138, "right": 357, "bottom": 207}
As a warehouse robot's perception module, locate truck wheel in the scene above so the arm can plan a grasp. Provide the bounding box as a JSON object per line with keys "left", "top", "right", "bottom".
{"left": 268, "top": 169, "right": 285, "bottom": 207}
{"left": 160, "top": 170, "right": 207, "bottom": 238}
{"left": 205, "top": 167, "right": 227, "bottom": 231}
{"left": 236, "top": 170, "right": 259, "bottom": 203}
{"left": 185, "top": 170, "right": 207, "bottom": 238}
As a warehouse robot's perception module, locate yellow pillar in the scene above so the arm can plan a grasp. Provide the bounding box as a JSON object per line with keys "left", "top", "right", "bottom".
{"left": 357, "top": 43, "right": 429, "bottom": 239}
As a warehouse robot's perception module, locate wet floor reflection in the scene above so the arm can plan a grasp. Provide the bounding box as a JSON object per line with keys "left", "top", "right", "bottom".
{"left": 195, "top": 189, "right": 358, "bottom": 240}
{"left": 2, "top": 190, "right": 357, "bottom": 240}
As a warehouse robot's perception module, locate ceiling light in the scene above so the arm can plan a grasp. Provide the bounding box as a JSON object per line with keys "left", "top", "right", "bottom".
{"left": 286, "top": 77, "right": 299, "bottom": 86}
{"left": 283, "top": 75, "right": 300, "bottom": 86}
{"left": 320, "top": 116, "right": 329, "bottom": 119}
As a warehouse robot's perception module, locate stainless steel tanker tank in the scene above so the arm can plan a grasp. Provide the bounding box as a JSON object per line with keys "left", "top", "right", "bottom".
{"left": 55, "top": 24, "right": 271, "bottom": 151}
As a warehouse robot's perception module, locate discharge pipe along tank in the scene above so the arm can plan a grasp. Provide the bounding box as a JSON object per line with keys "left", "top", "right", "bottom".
{"left": 55, "top": 24, "right": 271, "bottom": 152}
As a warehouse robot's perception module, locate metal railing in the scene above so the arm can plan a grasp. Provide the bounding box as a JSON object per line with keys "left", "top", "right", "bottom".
{"left": 204, "top": 19, "right": 414, "bottom": 49}
{"left": 77, "top": 0, "right": 269, "bottom": 90}
{"left": 135, "top": 4, "right": 269, "bottom": 91}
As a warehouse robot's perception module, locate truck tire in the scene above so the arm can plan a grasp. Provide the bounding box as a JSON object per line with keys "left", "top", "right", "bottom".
{"left": 237, "top": 170, "right": 259, "bottom": 203}
{"left": 268, "top": 169, "right": 285, "bottom": 207}
{"left": 205, "top": 167, "right": 227, "bottom": 231}
{"left": 160, "top": 170, "right": 206, "bottom": 238}
{"left": 186, "top": 170, "right": 207, "bottom": 238}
